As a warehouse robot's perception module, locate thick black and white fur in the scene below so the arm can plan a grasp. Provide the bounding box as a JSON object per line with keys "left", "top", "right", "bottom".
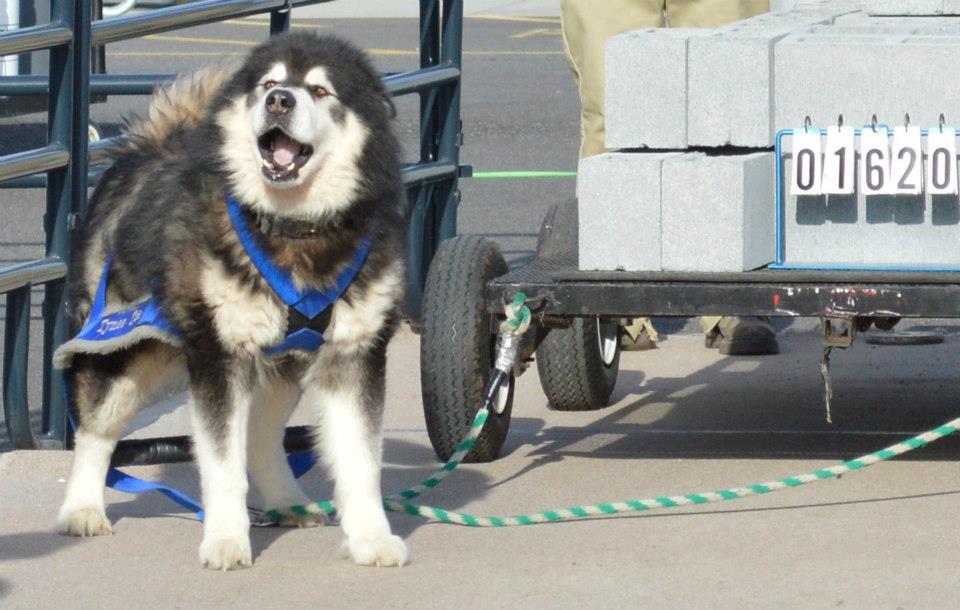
{"left": 56, "top": 33, "right": 409, "bottom": 569}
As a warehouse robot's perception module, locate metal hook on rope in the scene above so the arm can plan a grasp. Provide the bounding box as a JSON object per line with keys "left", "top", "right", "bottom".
{"left": 820, "top": 346, "right": 834, "bottom": 424}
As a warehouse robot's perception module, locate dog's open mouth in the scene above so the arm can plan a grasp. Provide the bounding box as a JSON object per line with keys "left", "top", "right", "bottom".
{"left": 257, "top": 128, "right": 314, "bottom": 182}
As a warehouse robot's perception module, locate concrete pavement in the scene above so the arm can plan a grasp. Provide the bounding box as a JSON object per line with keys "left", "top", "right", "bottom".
{"left": 3, "top": 329, "right": 960, "bottom": 608}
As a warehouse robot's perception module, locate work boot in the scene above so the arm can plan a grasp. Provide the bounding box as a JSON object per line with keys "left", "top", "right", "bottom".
{"left": 621, "top": 317, "right": 657, "bottom": 351}
{"left": 704, "top": 316, "right": 779, "bottom": 355}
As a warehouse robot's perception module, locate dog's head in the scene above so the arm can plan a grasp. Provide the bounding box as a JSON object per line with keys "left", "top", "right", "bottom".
{"left": 214, "top": 33, "right": 396, "bottom": 217}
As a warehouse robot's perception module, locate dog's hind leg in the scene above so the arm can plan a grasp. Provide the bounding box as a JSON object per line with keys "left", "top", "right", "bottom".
{"left": 188, "top": 359, "right": 257, "bottom": 571}
{"left": 58, "top": 345, "right": 183, "bottom": 536}
{"left": 304, "top": 344, "right": 408, "bottom": 567}
{"left": 247, "top": 377, "right": 322, "bottom": 527}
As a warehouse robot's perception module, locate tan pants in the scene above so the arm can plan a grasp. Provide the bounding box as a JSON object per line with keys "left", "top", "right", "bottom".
{"left": 562, "top": 0, "right": 768, "bottom": 337}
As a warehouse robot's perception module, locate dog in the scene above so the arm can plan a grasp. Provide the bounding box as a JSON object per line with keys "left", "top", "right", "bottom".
{"left": 54, "top": 33, "right": 409, "bottom": 570}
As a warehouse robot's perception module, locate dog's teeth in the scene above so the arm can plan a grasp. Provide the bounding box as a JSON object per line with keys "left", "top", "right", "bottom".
{"left": 262, "top": 159, "right": 273, "bottom": 168}
{"left": 286, "top": 162, "right": 296, "bottom": 171}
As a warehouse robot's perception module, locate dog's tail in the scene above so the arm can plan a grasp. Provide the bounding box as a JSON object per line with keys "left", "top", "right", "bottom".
{"left": 124, "top": 60, "right": 239, "bottom": 146}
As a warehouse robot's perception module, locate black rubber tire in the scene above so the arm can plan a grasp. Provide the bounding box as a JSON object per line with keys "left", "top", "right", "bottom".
{"left": 535, "top": 199, "right": 620, "bottom": 411}
{"left": 421, "top": 235, "right": 513, "bottom": 462}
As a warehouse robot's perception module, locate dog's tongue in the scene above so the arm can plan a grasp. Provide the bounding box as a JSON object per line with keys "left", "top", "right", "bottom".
{"left": 271, "top": 133, "right": 300, "bottom": 167}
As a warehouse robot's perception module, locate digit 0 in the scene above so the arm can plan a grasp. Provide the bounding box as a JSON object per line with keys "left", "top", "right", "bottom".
{"left": 932, "top": 147, "right": 951, "bottom": 190}
{"left": 797, "top": 149, "right": 815, "bottom": 191}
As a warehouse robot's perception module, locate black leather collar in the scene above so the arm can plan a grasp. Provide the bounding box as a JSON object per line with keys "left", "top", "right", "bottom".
{"left": 241, "top": 205, "right": 328, "bottom": 240}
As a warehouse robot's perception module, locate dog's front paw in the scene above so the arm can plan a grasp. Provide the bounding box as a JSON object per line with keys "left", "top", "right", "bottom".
{"left": 344, "top": 534, "right": 409, "bottom": 567}
{"left": 57, "top": 506, "right": 112, "bottom": 537}
{"left": 199, "top": 536, "right": 252, "bottom": 571}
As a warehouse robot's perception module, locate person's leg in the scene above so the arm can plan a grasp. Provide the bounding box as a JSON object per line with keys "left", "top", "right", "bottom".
{"left": 563, "top": 0, "right": 664, "bottom": 349}
{"left": 561, "top": 0, "right": 663, "bottom": 158}
{"left": 665, "top": 0, "right": 769, "bottom": 28}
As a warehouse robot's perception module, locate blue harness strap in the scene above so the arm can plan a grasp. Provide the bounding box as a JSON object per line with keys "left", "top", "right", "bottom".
{"left": 74, "top": 255, "right": 180, "bottom": 343}
{"left": 226, "top": 195, "right": 372, "bottom": 321}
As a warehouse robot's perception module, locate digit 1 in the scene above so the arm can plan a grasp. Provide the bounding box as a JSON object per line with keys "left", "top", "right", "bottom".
{"left": 834, "top": 146, "right": 845, "bottom": 190}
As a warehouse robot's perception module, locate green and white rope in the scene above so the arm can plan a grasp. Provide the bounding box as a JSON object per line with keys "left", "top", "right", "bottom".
{"left": 261, "top": 290, "right": 960, "bottom": 527}
{"left": 264, "top": 409, "right": 960, "bottom": 527}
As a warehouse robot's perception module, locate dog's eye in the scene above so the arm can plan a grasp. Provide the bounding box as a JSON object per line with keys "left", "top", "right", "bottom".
{"left": 263, "top": 80, "right": 278, "bottom": 90}
{"left": 311, "top": 86, "right": 330, "bottom": 98}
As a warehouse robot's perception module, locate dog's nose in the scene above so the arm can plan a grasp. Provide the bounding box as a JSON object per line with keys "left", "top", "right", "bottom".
{"left": 265, "top": 89, "right": 296, "bottom": 115}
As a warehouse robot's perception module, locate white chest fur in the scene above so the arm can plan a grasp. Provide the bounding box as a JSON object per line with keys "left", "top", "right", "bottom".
{"left": 199, "top": 256, "right": 286, "bottom": 355}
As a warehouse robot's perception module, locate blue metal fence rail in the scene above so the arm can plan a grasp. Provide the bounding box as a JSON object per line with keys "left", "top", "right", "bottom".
{"left": 0, "top": 0, "right": 464, "bottom": 450}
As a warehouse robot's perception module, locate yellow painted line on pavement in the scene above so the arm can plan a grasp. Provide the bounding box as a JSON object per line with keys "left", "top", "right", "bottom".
{"left": 223, "top": 18, "right": 328, "bottom": 29}
{"left": 144, "top": 34, "right": 260, "bottom": 47}
{"left": 511, "top": 27, "right": 561, "bottom": 39}
{"left": 465, "top": 50, "right": 562, "bottom": 55}
{"left": 109, "top": 51, "right": 244, "bottom": 57}
{"left": 468, "top": 15, "right": 560, "bottom": 24}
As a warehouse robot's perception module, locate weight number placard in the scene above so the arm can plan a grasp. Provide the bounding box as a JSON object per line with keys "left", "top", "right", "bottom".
{"left": 790, "top": 124, "right": 959, "bottom": 197}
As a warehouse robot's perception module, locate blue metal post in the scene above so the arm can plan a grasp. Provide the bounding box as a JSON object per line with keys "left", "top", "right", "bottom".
{"left": 404, "top": 0, "right": 443, "bottom": 321}
{"left": 269, "top": 4, "right": 291, "bottom": 34}
{"left": 2, "top": 287, "right": 38, "bottom": 448}
{"left": 41, "top": 0, "right": 90, "bottom": 447}
{"left": 436, "top": 0, "right": 462, "bottom": 243}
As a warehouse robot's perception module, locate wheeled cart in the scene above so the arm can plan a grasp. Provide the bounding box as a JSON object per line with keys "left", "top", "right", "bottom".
{"left": 419, "top": 199, "right": 960, "bottom": 462}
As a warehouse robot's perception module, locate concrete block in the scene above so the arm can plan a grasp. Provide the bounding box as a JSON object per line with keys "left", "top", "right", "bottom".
{"left": 774, "top": 33, "right": 960, "bottom": 135}
{"left": 578, "top": 153, "right": 681, "bottom": 271}
{"left": 832, "top": 14, "right": 960, "bottom": 34}
{"left": 868, "top": 0, "right": 945, "bottom": 15}
{"left": 687, "top": 28, "right": 796, "bottom": 147}
{"left": 685, "top": 5, "right": 862, "bottom": 147}
{"left": 660, "top": 153, "right": 776, "bottom": 272}
{"left": 605, "top": 29, "right": 705, "bottom": 150}
{"left": 607, "top": 8, "right": 855, "bottom": 149}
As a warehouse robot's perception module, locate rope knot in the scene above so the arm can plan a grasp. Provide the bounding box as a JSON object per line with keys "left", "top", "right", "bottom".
{"left": 500, "top": 292, "right": 531, "bottom": 335}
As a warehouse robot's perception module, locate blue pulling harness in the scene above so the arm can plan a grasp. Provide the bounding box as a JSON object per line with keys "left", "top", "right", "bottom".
{"left": 63, "top": 196, "right": 371, "bottom": 361}
{"left": 60, "top": 196, "right": 371, "bottom": 519}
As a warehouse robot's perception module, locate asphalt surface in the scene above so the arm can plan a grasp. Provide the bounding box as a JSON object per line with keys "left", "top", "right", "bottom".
{"left": 4, "top": 7, "right": 960, "bottom": 609}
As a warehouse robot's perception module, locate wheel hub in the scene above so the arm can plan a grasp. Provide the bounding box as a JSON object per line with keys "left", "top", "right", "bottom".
{"left": 596, "top": 318, "right": 619, "bottom": 366}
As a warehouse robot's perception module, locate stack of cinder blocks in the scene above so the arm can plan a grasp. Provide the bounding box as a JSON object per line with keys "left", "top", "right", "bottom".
{"left": 579, "top": 0, "right": 960, "bottom": 271}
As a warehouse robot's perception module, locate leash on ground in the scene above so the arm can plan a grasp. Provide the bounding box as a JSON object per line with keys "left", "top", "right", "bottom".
{"left": 259, "top": 292, "right": 960, "bottom": 527}
{"left": 77, "top": 292, "right": 959, "bottom": 527}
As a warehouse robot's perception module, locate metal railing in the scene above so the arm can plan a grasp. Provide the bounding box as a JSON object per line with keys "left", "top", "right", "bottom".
{"left": 0, "top": 0, "right": 464, "bottom": 450}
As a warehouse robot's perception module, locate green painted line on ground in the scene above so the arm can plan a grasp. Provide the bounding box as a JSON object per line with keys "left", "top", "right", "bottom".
{"left": 471, "top": 170, "right": 577, "bottom": 179}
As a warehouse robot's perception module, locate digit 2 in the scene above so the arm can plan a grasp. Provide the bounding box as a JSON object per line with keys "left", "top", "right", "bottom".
{"left": 897, "top": 147, "right": 917, "bottom": 190}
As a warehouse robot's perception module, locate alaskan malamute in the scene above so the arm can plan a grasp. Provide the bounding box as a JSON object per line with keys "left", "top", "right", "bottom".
{"left": 54, "top": 33, "right": 409, "bottom": 569}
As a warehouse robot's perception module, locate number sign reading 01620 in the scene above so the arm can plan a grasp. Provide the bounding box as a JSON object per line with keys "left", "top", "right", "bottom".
{"left": 791, "top": 123, "right": 958, "bottom": 197}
